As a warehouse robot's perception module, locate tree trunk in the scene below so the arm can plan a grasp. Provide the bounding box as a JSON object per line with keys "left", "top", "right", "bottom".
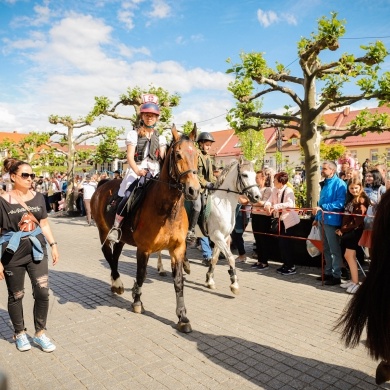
{"left": 65, "top": 126, "right": 77, "bottom": 214}
{"left": 301, "top": 122, "right": 321, "bottom": 208}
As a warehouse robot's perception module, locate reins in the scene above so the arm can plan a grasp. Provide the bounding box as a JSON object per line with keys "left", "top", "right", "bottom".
{"left": 212, "top": 161, "right": 258, "bottom": 196}
{"left": 147, "top": 137, "right": 197, "bottom": 195}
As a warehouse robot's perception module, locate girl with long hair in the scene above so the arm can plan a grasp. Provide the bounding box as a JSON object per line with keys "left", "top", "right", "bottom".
{"left": 335, "top": 178, "right": 370, "bottom": 294}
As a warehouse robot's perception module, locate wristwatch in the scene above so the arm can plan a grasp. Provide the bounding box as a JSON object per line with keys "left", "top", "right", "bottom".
{"left": 49, "top": 242, "right": 58, "bottom": 247}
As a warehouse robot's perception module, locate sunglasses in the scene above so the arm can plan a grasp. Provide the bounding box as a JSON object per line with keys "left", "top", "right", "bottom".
{"left": 17, "top": 173, "right": 36, "bottom": 180}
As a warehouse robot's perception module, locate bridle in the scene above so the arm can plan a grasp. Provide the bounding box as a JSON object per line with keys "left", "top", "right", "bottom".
{"left": 149, "top": 137, "right": 197, "bottom": 194}
{"left": 214, "top": 161, "right": 258, "bottom": 197}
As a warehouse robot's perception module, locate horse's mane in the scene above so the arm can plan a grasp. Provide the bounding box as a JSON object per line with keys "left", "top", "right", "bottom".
{"left": 214, "top": 160, "right": 238, "bottom": 189}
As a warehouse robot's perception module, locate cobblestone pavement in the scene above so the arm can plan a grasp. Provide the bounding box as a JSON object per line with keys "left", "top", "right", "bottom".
{"left": 0, "top": 215, "right": 388, "bottom": 390}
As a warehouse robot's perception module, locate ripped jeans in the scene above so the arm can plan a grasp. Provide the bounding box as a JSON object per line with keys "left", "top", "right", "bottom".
{"left": 2, "top": 240, "right": 49, "bottom": 334}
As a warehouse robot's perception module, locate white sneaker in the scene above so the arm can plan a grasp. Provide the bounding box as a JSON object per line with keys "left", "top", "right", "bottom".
{"left": 340, "top": 280, "right": 355, "bottom": 289}
{"left": 346, "top": 283, "right": 360, "bottom": 294}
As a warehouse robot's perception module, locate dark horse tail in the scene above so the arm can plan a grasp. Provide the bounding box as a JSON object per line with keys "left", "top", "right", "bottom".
{"left": 335, "top": 189, "right": 390, "bottom": 361}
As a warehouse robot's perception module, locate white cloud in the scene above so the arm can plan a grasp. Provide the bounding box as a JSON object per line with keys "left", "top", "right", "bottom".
{"left": 173, "top": 95, "right": 232, "bottom": 133}
{"left": 190, "top": 34, "right": 204, "bottom": 43}
{"left": 175, "top": 34, "right": 204, "bottom": 46}
{"left": 118, "top": 43, "right": 151, "bottom": 59}
{"left": 175, "top": 36, "right": 185, "bottom": 45}
{"left": 147, "top": 0, "right": 171, "bottom": 19}
{"left": 3, "top": 31, "right": 46, "bottom": 52}
{"left": 117, "top": 9, "right": 136, "bottom": 30}
{"left": 10, "top": 1, "right": 51, "bottom": 27}
{"left": 0, "top": 105, "right": 18, "bottom": 127}
{"left": 282, "top": 13, "right": 298, "bottom": 26}
{"left": 257, "top": 9, "right": 297, "bottom": 28}
{"left": 0, "top": 12, "right": 233, "bottom": 133}
{"left": 118, "top": 0, "right": 172, "bottom": 30}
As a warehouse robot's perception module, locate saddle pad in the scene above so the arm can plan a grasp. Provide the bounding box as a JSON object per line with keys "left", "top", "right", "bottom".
{"left": 199, "top": 193, "right": 212, "bottom": 236}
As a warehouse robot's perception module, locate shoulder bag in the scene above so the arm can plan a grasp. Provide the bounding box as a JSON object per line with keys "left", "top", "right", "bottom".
{"left": 11, "top": 193, "right": 40, "bottom": 232}
{"left": 270, "top": 189, "right": 285, "bottom": 233}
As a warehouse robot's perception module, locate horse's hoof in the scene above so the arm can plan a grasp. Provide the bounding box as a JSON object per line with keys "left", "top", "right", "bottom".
{"left": 177, "top": 321, "right": 192, "bottom": 333}
{"left": 132, "top": 302, "right": 145, "bottom": 314}
{"left": 230, "top": 283, "right": 240, "bottom": 295}
{"left": 158, "top": 271, "right": 167, "bottom": 277}
{"left": 111, "top": 286, "right": 124, "bottom": 295}
{"left": 206, "top": 283, "right": 216, "bottom": 290}
{"left": 183, "top": 261, "right": 191, "bottom": 275}
{"left": 111, "top": 278, "right": 124, "bottom": 295}
{"left": 376, "top": 361, "right": 390, "bottom": 385}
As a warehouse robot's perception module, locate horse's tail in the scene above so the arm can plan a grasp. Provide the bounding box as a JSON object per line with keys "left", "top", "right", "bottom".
{"left": 335, "top": 263, "right": 390, "bottom": 361}
{"left": 91, "top": 179, "right": 120, "bottom": 239}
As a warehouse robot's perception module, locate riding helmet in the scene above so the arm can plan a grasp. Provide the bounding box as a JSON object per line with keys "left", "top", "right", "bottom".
{"left": 140, "top": 102, "right": 160, "bottom": 116}
{"left": 197, "top": 132, "right": 215, "bottom": 143}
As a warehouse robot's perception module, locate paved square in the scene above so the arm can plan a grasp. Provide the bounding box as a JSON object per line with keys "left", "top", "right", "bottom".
{"left": 0, "top": 216, "right": 387, "bottom": 389}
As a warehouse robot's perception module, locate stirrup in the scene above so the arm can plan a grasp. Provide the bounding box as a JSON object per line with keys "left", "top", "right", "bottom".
{"left": 107, "top": 226, "right": 122, "bottom": 244}
{"left": 186, "top": 230, "right": 196, "bottom": 241}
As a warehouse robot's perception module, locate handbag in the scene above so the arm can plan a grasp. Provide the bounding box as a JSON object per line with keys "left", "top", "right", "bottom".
{"left": 270, "top": 217, "right": 279, "bottom": 233}
{"left": 269, "top": 189, "right": 285, "bottom": 234}
{"left": 11, "top": 193, "right": 40, "bottom": 232}
{"left": 364, "top": 205, "right": 375, "bottom": 230}
{"left": 364, "top": 188, "right": 384, "bottom": 231}
{"left": 306, "top": 225, "right": 322, "bottom": 257}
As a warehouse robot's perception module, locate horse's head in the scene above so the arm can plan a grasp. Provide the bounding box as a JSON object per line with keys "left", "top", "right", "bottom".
{"left": 236, "top": 156, "right": 261, "bottom": 203}
{"left": 166, "top": 124, "right": 200, "bottom": 201}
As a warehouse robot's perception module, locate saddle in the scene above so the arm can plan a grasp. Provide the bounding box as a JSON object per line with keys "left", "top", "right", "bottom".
{"left": 184, "top": 190, "right": 212, "bottom": 237}
{"left": 106, "top": 177, "right": 154, "bottom": 231}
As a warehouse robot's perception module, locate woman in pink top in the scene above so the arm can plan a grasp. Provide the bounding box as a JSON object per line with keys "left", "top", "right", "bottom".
{"left": 264, "top": 172, "right": 300, "bottom": 275}
{"left": 250, "top": 169, "right": 273, "bottom": 270}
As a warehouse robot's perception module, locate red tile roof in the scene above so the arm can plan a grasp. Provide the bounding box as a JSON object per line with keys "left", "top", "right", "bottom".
{"left": 210, "top": 128, "right": 277, "bottom": 157}
{"left": 0, "top": 132, "right": 27, "bottom": 143}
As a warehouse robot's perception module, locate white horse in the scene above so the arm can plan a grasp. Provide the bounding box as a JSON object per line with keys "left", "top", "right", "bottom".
{"left": 204, "top": 158, "right": 260, "bottom": 294}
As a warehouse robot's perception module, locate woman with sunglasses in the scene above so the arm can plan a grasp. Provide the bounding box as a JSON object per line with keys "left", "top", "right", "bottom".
{"left": 359, "top": 169, "right": 386, "bottom": 251}
{"left": 0, "top": 158, "right": 59, "bottom": 353}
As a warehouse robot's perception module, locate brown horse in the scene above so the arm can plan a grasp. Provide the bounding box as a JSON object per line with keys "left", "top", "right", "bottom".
{"left": 91, "top": 125, "right": 200, "bottom": 333}
{"left": 335, "top": 189, "right": 390, "bottom": 384}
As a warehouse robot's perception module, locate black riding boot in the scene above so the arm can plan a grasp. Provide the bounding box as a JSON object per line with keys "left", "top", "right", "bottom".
{"left": 186, "top": 211, "right": 200, "bottom": 244}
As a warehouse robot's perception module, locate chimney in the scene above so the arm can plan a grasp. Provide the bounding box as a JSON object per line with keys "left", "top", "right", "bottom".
{"left": 343, "top": 106, "right": 350, "bottom": 116}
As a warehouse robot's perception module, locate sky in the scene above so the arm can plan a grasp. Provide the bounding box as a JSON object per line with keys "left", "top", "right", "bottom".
{"left": 1, "top": 0, "right": 390, "bottom": 140}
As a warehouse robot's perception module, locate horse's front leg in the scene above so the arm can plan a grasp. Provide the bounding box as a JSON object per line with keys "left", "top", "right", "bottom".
{"left": 171, "top": 246, "right": 192, "bottom": 333}
{"left": 102, "top": 241, "right": 125, "bottom": 294}
{"left": 132, "top": 249, "right": 150, "bottom": 314}
{"left": 208, "top": 236, "right": 240, "bottom": 295}
{"left": 226, "top": 247, "right": 240, "bottom": 294}
{"left": 205, "top": 247, "right": 220, "bottom": 289}
{"left": 221, "top": 239, "right": 240, "bottom": 295}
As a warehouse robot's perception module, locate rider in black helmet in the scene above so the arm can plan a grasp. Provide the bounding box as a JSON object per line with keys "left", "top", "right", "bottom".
{"left": 186, "top": 132, "right": 216, "bottom": 263}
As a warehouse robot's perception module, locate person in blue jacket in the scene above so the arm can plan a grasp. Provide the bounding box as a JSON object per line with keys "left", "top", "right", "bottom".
{"left": 312, "top": 161, "right": 347, "bottom": 285}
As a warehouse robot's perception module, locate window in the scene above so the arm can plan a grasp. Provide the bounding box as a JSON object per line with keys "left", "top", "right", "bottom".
{"left": 291, "top": 138, "right": 298, "bottom": 146}
{"left": 350, "top": 150, "right": 357, "bottom": 159}
{"left": 386, "top": 149, "right": 390, "bottom": 161}
{"left": 370, "top": 149, "right": 378, "bottom": 163}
